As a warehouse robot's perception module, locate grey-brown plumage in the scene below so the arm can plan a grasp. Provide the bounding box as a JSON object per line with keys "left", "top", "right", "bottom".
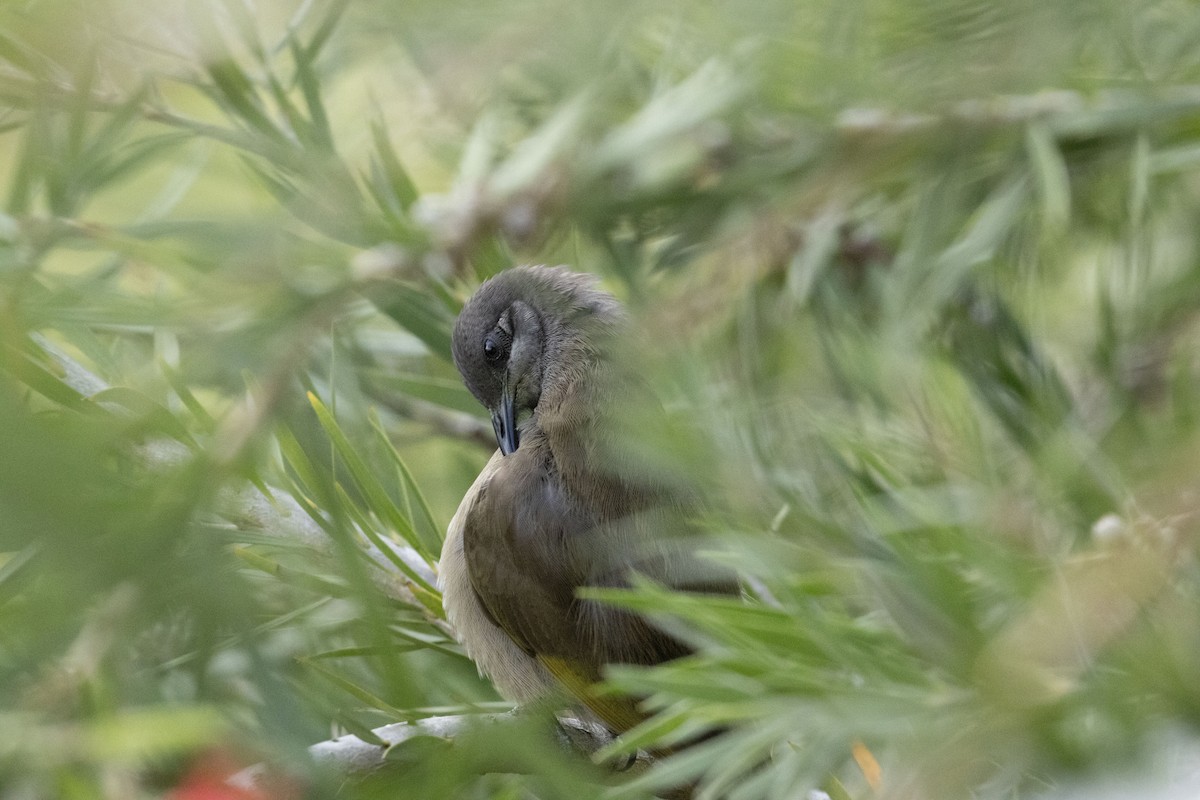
{"left": 439, "top": 265, "right": 736, "bottom": 734}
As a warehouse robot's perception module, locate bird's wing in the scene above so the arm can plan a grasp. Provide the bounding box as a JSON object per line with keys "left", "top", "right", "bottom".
{"left": 440, "top": 451, "right": 559, "bottom": 704}
{"left": 462, "top": 448, "right": 736, "bottom": 732}
{"left": 461, "top": 450, "right": 593, "bottom": 663}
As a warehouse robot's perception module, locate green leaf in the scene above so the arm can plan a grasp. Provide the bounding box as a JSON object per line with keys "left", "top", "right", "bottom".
{"left": 307, "top": 391, "right": 438, "bottom": 571}
{"left": 10, "top": 344, "right": 99, "bottom": 414}
{"left": 266, "top": 69, "right": 314, "bottom": 146}
{"left": 370, "top": 282, "right": 456, "bottom": 359}
{"left": 369, "top": 112, "right": 419, "bottom": 210}
{"left": 0, "top": 545, "right": 38, "bottom": 604}
{"left": 289, "top": 34, "right": 333, "bottom": 151}
{"left": 233, "top": 546, "right": 352, "bottom": 598}
{"left": 275, "top": 422, "right": 326, "bottom": 504}
{"left": 1130, "top": 132, "right": 1151, "bottom": 225}
{"left": 490, "top": 92, "right": 590, "bottom": 197}
{"left": 369, "top": 407, "right": 443, "bottom": 551}
{"left": 160, "top": 361, "right": 216, "bottom": 431}
{"left": 298, "top": 654, "right": 411, "bottom": 719}
{"left": 1026, "top": 123, "right": 1070, "bottom": 233}
{"left": 206, "top": 59, "right": 279, "bottom": 138}
{"left": 91, "top": 387, "right": 199, "bottom": 448}
{"left": 297, "top": 0, "right": 350, "bottom": 65}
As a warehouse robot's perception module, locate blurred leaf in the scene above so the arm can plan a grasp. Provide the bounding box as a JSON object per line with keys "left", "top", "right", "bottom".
{"left": 298, "top": 654, "right": 412, "bottom": 720}
{"left": 1027, "top": 123, "right": 1071, "bottom": 234}
{"left": 370, "top": 281, "right": 456, "bottom": 359}
{"left": 361, "top": 368, "right": 482, "bottom": 415}
{"left": 369, "top": 407, "right": 443, "bottom": 551}
{"left": 84, "top": 707, "right": 226, "bottom": 762}
{"left": 4, "top": 3, "right": 1200, "bottom": 798}
{"left": 289, "top": 35, "right": 334, "bottom": 151}
{"left": 91, "top": 386, "right": 199, "bottom": 447}
{"left": 369, "top": 113, "right": 419, "bottom": 211}
{"left": 205, "top": 60, "right": 280, "bottom": 139}
{"left": 308, "top": 391, "right": 438, "bottom": 570}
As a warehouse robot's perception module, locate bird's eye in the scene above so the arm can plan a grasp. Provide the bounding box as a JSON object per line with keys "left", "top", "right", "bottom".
{"left": 483, "top": 335, "right": 502, "bottom": 363}
{"left": 483, "top": 324, "right": 512, "bottom": 364}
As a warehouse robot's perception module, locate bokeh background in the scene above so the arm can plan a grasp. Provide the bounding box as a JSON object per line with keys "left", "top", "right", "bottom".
{"left": 4, "top": 1, "right": 1200, "bottom": 798}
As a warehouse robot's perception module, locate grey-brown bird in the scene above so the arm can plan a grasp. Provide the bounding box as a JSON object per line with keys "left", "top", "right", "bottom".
{"left": 439, "top": 265, "right": 736, "bottom": 736}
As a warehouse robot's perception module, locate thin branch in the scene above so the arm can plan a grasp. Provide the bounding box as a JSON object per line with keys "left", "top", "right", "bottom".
{"left": 367, "top": 390, "right": 495, "bottom": 451}
{"left": 228, "top": 713, "right": 647, "bottom": 789}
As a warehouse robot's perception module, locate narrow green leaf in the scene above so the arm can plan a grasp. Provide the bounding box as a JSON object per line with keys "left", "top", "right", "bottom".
{"left": 329, "top": 713, "right": 390, "bottom": 747}
{"left": 334, "top": 479, "right": 394, "bottom": 554}
{"left": 468, "top": 235, "right": 513, "bottom": 278}
{"left": 233, "top": 546, "right": 351, "bottom": 598}
{"left": 369, "top": 407, "right": 442, "bottom": 551}
{"left": 361, "top": 163, "right": 424, "bottom": 242}
{"left": 289, "top": 34, "right": 332, "bottom": 151}
{"left": 934, "top": 177, "right": 1028, "bottom": 278}
{"left": 336, "top": 482, "right": 443, "bottom": 608}
{"left": 388, "top": 626, "right": 467, "bottom": 660}
{"left": 369, "top": 113, "right": 418, "bottom": 209}
{"left": 822, "top": 776, "right": 855, "bottom": 800}
{"left": 397, "top": 702, "right": 513, "bottom": 716}
{"left": 82, "top": 83, "right": 150, "bottom": 159}
{"left": 0, "top": 545, "right": 38, "bottom": 604}
{"left": 361, "top": 368, "right": 482, "bottom": 415}
{"left": 308, "top": 645, "right": 426, "bottom": 660}
{"left": 490, "top": 92, "right": 590, "bottom": 197}
{"left": 206, "top": 60, "right": 279, "bottom": 138}
{"left": 300, "top": 0, "right": 350, "bottom": 64}
{"left": 6, "top": 99, "right": 46, "bottom": 213}
{"left": 1130, "top": 132, "right": 1151, "bottom": 225}
{"left": 456, "top": 111, "right": 500, "bottom": 186}
{"left": 285, "top": 676, "right": 390, "bottom": 745}
{"left": 594, "top": 705, "right": 693, "bottom": 760}
{"left": 91, "top": 387, "right": 199, "bottom": 447}
{"left": 1149, "top": 142, "right": 1200, "bottom": 174}
{"left": 298, "top": 655, "right": 411, "bottom": 718}
{"left": 594, "top": 60, "right": 742, "bottom": 170}
{"left": 11, "top": 347, "right": 99, "bottom": 414}
{"left": 66, "top": 48, "right": 97, "bottom": 162}
{"left": 218, "top": 0, "right": 268, "bottom": 64}
{"left": 160, "top": 361, "right": 215, "bottom": 431}
{"left": 242, "top": 158, "right": 301, "bottom": 205}
{"left": 308, "top": 391, "right": 438, "bottom": 568}
{"left": 1025, "top": 123, "right": 1070, "bottom": 233}
{"left": 266, "top": 69, "right": 314, "bottom": 145}
{"left": 370, "top": 282, "right": 455, "bottom": 359}
{"left": 275, "top": 422, "right": 325, "bottom": 502}
{"left": 87, "top": 133, "right": 193, "bottom": 193}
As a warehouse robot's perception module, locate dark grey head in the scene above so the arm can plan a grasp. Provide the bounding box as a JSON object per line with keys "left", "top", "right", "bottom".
{"left": 452, "top": 265, "right": 621, "bottom": 455}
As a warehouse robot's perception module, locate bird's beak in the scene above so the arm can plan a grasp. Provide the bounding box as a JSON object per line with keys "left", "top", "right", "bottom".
{"left": 491, "top": 384, "right": 519, "bottom": 456}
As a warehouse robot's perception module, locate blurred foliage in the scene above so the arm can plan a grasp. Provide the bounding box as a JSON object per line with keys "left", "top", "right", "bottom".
{"left": 2, "top": 0, "right": 1200, "bottom": 798}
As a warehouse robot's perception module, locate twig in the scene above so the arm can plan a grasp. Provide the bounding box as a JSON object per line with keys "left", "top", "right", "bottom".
{"left": 366, "top": 390, "right": 495, "bottom": 451}
{"left": 228, "top": 713, "right": 643, "bottom": 790}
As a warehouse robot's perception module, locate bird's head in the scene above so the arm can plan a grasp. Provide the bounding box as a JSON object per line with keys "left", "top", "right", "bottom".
{"left": 452, "top": 265, "right": 621, "bottom": 456}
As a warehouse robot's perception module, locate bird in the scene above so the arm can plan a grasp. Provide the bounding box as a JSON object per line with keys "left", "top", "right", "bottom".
{"left": 439, "top": 265, "right": 738, "bottom": 737}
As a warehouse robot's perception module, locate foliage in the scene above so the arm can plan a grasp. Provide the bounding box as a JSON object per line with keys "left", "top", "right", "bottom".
{"left": 2, "top": 0, "right": 1200, "bottom": 798}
